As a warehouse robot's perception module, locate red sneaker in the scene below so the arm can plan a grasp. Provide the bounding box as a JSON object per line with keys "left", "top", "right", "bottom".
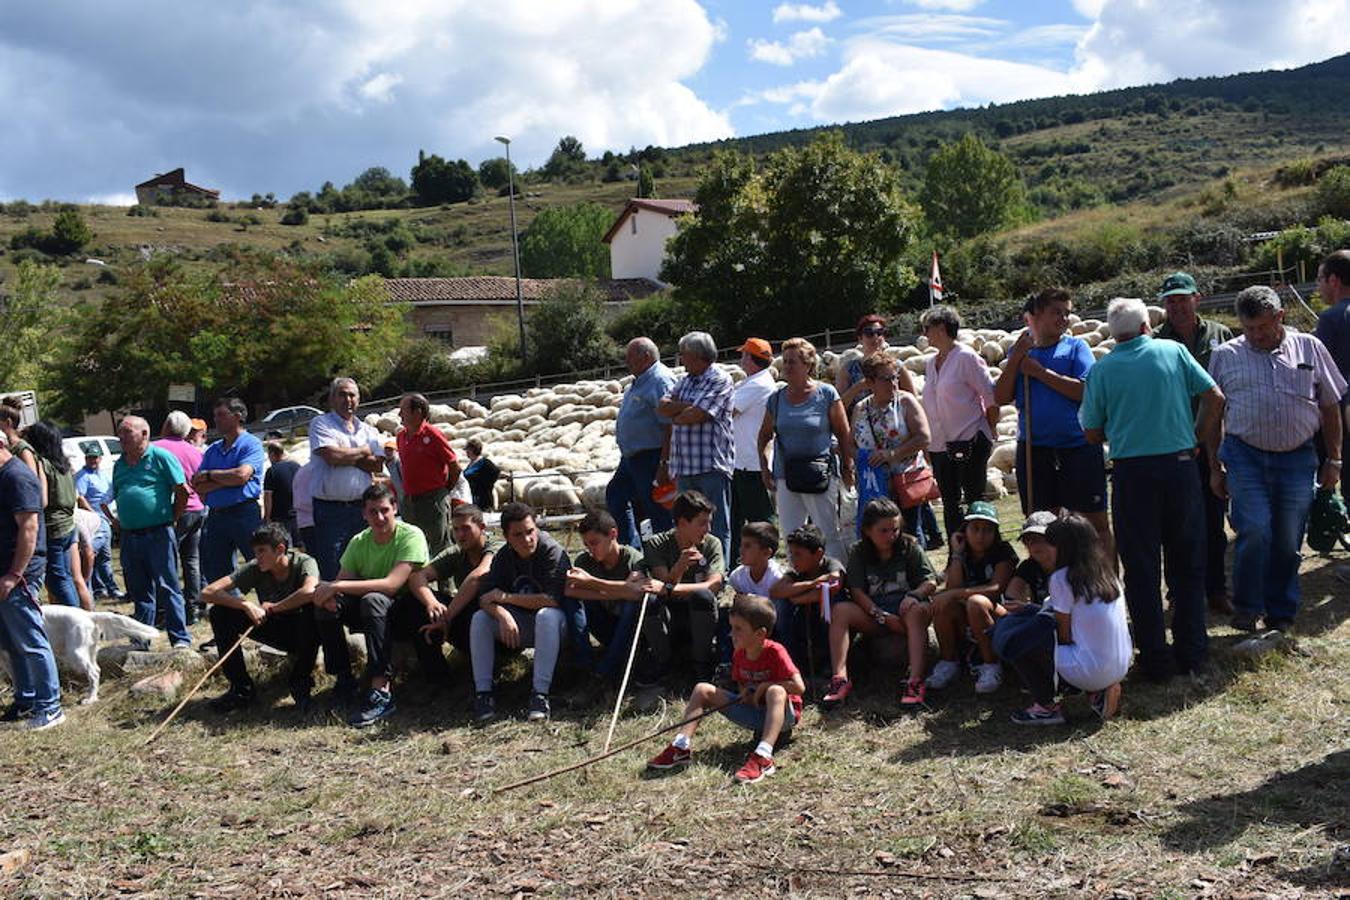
{"left": 822, "top": 676, "right": 852, "bottom": 708}
{"left": 900, "top": 678, "right": 926, "bottom": 711}
{"left": 647, "top": 743, "right": 692, "bottom": 770}
{"left": 734, "top": 752, "right": 776, "bottom": 784}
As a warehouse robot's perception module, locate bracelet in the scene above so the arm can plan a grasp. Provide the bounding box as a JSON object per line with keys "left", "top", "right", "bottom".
{"left": 1329, "top": 458, "right": 1343, "bottom": 468}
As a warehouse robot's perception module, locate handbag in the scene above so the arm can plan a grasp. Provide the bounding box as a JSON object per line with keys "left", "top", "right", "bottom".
{"left": 945, "top": 438, "right": 975, "bottom": 463}
{"left": 773, "top": 387, "right": 831, "bottom": 494}
{"left": 864, "top": 395, "right": 937, "bottom": 508}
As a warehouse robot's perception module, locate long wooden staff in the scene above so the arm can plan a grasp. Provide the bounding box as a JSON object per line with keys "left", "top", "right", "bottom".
{"left": 143, "top": 625, "right": 255, "bottom": 747}
{"left": 602, "top": 593, "right": 653, "bottom": 752}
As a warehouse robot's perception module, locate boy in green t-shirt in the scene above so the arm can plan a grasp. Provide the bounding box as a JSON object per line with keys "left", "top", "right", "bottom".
{"left": 641, "top": 490, "right": 726, "bottom": 682}
{"left": 565, "top": 509, "right": 659, "bottom": 682}
{"left": 408, "top": 504, "right": 498, "bottom": 666}
{"left": 202, "top": 522, "right": 321, "bottom": 713}
{"left": 311, "top": 483, "right": 431, "bottom": 728}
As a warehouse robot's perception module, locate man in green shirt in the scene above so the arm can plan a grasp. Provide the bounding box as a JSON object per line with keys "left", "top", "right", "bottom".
{"left": 642, "top": 490, "right": 726, "bottom": 682}
{"left": 565, "top": 509, "right": 658, "bottom": 682}
{"left": 311, "top": 482, "right": 431, "bottom": 727}
{"left": 408, "top": 504, "right": 498, "bottom": 670}
{"left": 202, "top": 522, "right": 321, "bottom": 713}
{"left": 1154, "top": 272, "right": 1236, "bottom": 615}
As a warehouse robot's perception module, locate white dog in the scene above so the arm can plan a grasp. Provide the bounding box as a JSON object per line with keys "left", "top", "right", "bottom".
{"left": 0, "top": 605, "right": 160, "bottom": 704}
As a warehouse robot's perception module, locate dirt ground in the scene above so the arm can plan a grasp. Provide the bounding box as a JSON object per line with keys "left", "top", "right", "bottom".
{"left": 2, "top": 522, "right": 1347, "bottom": 898}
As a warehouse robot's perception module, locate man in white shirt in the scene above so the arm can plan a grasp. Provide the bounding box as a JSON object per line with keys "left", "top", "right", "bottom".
{"left": 730, "top": 338, "right": 778, "bottom": 566}
{"left": 308, "top": 377, "right": 385, "bottom": 580}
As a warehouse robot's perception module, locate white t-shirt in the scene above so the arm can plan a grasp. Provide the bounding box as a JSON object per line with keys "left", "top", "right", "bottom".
{"left": 731, "top": 367, "right": 777, "bottom": 471}
{"left": 450, "top": 474, "right": 472, "bottom": 505}
{"left": 293, "top": 460, "right": 317, "bottom": 530}
{"left": 308, "top": 411, "right": 385, "bottom": 502}
{"left": 1047, "top": 568, "right": 1132, "bottom": 692}
{"left": 73, "top": 507, "right": 101, "bottom": 548}
{"left": 729, "top": 559, "right": 784, "bottom": 597}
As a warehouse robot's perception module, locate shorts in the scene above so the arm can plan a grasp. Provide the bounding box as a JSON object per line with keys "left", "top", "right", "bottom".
{"left": 1015, "top": 442, "right": 1107, "bottom": 514}
{"left": 720, "top": 692, "right": 800, "bottom": 736}
{"left": 873, "top": 593, "right": 904, "bottom": 615}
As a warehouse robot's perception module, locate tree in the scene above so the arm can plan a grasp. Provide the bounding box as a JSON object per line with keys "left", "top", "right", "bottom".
{"left": 1315, "top": 165, "right": 1350, "bottom": 219}
{"left": 478, "top": 157, "right": 516, "bottom": 192}
{"left": 50, "top": 208, "right": 93, "bottom": 254}
{"left": 920, "top": 133, "right": 1029, "bottom": 239}
{"left": 49, "top": 253, "right": 408, "bottom": 419}
{"left": 542, "top": 135, "right": 589, "bottom": 181}
{"left": 349, "top": 166, "right": 408, "bottom": 198}
{"left": 0, "top": 261, "right": 61, "bottom": 395}
{"left": 410, "top": 151, "right": 478, "bottom": 205}
{"left": 663, "top": 133, "right": 920, "bottom": 339}
{"left": 637, "top": 166, "right": 655, "bottom": 199}
{"left": 517, "top": 281, "right": 619, "bottom": 375}
{"left": 519, "top": 203, "right": 613, "bottom": 278}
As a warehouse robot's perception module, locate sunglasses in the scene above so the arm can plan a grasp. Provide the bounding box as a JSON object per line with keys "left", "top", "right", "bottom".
{"left": 860, "top": 327, "right": 886, "bottom": 337}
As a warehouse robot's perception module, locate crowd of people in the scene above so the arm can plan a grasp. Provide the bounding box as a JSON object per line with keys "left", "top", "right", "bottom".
{"left": 1, "top": 252, "right": 1347, "bottom": 787}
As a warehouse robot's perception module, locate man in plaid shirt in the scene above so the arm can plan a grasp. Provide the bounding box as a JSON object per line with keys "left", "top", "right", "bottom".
{"left": 658, "top": 331, "right": 736, "bottom": 562}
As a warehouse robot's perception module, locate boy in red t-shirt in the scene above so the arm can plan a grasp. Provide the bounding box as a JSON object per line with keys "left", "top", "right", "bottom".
{"left": 647, "top": 593, "right": 805, "bottom": 784}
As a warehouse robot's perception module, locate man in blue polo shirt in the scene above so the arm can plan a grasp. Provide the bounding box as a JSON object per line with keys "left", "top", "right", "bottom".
{"left": 1080, "top": 298, "right": 1225, "bottom": 682}
{"left": 191, "top": 397, "right": 265, "bottom": 589}
{"left": 75, "top": 444, "right": 122, "bottom": 600}
{"left": 607, "top": 337, "right": 676, "bottom": 549}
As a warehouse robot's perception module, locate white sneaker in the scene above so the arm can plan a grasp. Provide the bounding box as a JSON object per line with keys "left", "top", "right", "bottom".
{"left": 974, "top": 663, "right": 1003, "bottom": 694}
{"left": 926, "top": 659, "right": 961, "bottom": 690}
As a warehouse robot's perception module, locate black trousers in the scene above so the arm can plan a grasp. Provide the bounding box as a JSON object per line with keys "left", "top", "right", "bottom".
{"left": 930, "top": 432, "right": 994, "bottom": 541}
{"left": 317, "top": 591, "right": 450, "bottom": 683}
{"left": 209, "top": 603, "right": 319, "bottom": 696}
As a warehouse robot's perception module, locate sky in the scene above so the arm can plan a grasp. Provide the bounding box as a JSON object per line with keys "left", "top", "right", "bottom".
{"left": 1, "top": 0, "right": 1347, "bottom": 203}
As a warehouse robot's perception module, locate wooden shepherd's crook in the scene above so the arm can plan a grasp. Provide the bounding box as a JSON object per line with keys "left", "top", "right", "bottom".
{"left": 1022, "top": 369, "right": 1035, "bottom": 512}
{"left": 143, "top": 624, "right": 256, "bottom": 747}
{"left": 602, "top": 592, "right": 653, "bottom": 752}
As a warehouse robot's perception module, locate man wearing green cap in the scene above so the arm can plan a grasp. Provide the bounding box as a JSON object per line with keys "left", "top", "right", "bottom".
{"left": 1155, "top": 272, "right": 1234, "bottom": 615}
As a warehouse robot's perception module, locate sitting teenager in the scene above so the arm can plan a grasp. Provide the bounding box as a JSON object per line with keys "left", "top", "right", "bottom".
{"left": 469, "top": 501, "right": 571, "bottom": 724}
{"left": 408, "top": 504, "right": 498, "bottom": 667}
{"left": 822, "top": 498, "right": 937, "bottom": 712}
{"left": 647, "top": 593, "right": 805, "bottom": 785}
{"left": 642, "top": 490, "right": 726, "bottom": 683}
{"left": 564, "top": 509, "right": 658, "bottom": 682}
{"left": 311, "top": 482, "right": 432, "bottom": 728}
{"left": 927, "top": 501, "right": 1019, "bottom": 694}
{"left": 1004, "top": 511, "right": 1059, "bottom": 608}
{"left": 767, "top": 523, "right": 844, "bottom": 671}
{"left": 202, "top": 523, "right": 321, "bottom": 713}
{"left": 1004, "top": 513, "right": 1132, "bottom": 724}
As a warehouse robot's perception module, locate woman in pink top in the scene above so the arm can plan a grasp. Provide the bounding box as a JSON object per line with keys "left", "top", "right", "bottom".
{"left": 920, "top": 306, "right": 998, "bottom": 542}
{"left": 152, "top": 410, "right": 207, "bottom": 621}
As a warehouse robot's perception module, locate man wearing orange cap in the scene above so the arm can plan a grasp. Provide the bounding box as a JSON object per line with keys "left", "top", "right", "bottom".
{"left": 729, "top": 338, "right": 777, "bottom": 566}
{"left": 188, "top": 418, "right": 208, "bottom": 448}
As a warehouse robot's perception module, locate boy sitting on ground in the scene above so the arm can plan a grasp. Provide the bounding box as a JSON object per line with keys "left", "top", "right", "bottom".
{"left": 564, "top": 509, "right": 658, "bottom": 683}
{"left": 642, "top": 490, "right": 726, "bottom": 683}
{"left": 647, "top": 593, "right": 805, "bottom": 784}
{"left": 768, "top": 523, "right": 845, "bottom": 671}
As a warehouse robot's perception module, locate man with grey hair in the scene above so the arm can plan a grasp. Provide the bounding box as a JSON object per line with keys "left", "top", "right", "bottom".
{"left": 308, "top": 378, "right": 385, "bottom": 580}
{"left": 111, "top": 415, "right": 192, "bottom": 648}
{"left": 1080, "top": 298, "right": 1225, "bottom": 682}
{"left": 1206, "top": 285, "right": 1345, "bottom": 632}
{"left": 658, "top": 331, "right": 736, "bottom": 562}
{"left": 153, "top": 410, "right": 205, "bottom": 622}
{"left": 607, "top": 337, "right": 676, "bottom": 549}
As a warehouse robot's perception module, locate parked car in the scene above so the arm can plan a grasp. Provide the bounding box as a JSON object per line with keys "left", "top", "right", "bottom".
{"left": 62, "top": 435, "right": 123, "bottom": 480}
{"left": 250, "top": 405, "right": 323, "bottom": 439}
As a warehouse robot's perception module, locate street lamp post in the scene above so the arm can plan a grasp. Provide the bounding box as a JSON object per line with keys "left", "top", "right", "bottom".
{"left": 495, "top": 135, "right": 527, "bottom": 361}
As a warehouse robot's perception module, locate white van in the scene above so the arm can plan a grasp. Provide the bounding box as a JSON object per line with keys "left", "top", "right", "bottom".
{"left": 62, "top": 435, "right": 123, "bottom": 480}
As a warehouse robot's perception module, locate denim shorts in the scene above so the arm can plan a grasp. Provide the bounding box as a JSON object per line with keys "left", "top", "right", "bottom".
{"left": 720, "top": 693, "right": 799, "bottom": 735}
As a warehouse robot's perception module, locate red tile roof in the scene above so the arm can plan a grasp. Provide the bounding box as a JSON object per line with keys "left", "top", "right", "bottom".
{"left": 601, "top": 198, "right": 697, "bottom": 244}
{"left": 384, "top": 276, "right": 664, "bottom": 304}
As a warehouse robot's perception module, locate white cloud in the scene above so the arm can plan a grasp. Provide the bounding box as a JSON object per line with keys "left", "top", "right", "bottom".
{"left": 772, "top": 1, "right": 843, "bottom": 24}
{"left": 898, "top": 0, "right": 986, "bottom": 11}
{"left": 748, "top": 27, "right": 832, "bottom": 66}
{"left": 857, "top": 13, "right": 1007, "bottom": 42}
{"left": 998, "top": 24, "right": 1090, "bottom": 49}
{"left": 0, "top": 0, "right": 732, "bottom": 200}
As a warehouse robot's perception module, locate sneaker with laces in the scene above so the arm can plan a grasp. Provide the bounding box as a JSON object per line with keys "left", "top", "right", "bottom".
{"left": 25, "top": 708, "right": 66, "bottom": 731}
{"left": 473, "top": 691, "right": 497, "bottom": 723}
{"left": 925, "top": 659, "right": 961, "bottom": 690}
{"left": 1088, "top": 683, "right": 1121, "bottom": 720}
{"left": 646, "top": 743, "right": 693, "bottom": 770}
{"left": 899, "top": 678, "right": 926, "bottom": 711}
{"left": 209, "top": 686, "right": 254, "bottom": 713}
{"left": 974, "top": 663, "right": 1003, "bottom": 694}
{"left": 821, "top": 676, "right": 852, "bottom": 709}
{"left": 348, "top": 688, "right": 395, "bottom": 728}
{"left": 527, "top": 692, "right": 551, "bottom": 722}
{"left": 1010, "top": 702, "right": 1065, "bottom": 725}
{"left": 734, "top": 752, "right": 776, "bottom": 784}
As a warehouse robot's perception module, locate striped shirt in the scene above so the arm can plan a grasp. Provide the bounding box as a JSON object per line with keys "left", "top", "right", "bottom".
{"left": 1207, "top": 329, "right": 1346, "bottom": 453}
{"left": 667, "top": 365, "right": 735, "bottom": 478}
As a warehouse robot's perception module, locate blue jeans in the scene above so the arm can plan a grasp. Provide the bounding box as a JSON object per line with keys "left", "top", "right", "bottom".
{"left": 122, "top": 524, "right": 189, "bottom": 646}
{"left": 584, "top": 597, "right": 647, "bottom": 679}
{"left": 1112, "top": 453, "right": 1207, "bottom": 677}
{"left": 606, "top": 449, "right": 672, "bottom": 549}
{"left": 201, "top": 501, "right": 261, "bottom": 586}
{"left": 312, "top": 499, "right": 367, "bottom": 580}
{"left": 676, "top": 471, "right": 733, "bottom": 564}
{"left": 45, "top": 530, "right": 80, "bottom": 608}
{"left": 1220, "top": 437, "right": 1317, "bottom": 622}
{"left": 175, "top": 509, "right": 205, "bottom": 605}
{"left": 91, "top": 517, "right": 120, "bottom": 597}
{"left": 0, "top": 576, "right": 61, "bottom": 716}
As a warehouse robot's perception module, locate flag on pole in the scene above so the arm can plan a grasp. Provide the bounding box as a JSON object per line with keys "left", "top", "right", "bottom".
{"left": 929, "top": 251, "right": 943, "bottom": 307}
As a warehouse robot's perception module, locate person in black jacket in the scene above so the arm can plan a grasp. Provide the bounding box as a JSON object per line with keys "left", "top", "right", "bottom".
{"left": 462, "top": 438, "right": 501, "bottom": 511}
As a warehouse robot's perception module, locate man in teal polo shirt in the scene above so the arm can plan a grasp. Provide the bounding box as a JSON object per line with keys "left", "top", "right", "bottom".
{"left": 110, "top": 416, "right": 191, "bottom": 648}
{"left": 1080, "top": 298, "right": 1225, "bottom": 682}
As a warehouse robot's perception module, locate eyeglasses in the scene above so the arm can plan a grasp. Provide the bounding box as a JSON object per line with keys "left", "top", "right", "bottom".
{"left": 860, "top": 327, "right": 886, "bottom": 337}
{"left": 876, "top": 372, "right": 899, "bottom": 382}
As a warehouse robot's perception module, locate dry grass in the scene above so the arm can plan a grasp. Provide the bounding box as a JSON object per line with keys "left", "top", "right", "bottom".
{"left": 2, "top": 496, "right": 1347, "bottom": 897}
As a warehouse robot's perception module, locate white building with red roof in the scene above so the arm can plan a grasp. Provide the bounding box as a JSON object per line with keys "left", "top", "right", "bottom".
{"left": 601, "top": 198, "right": 696, "bottom": 283}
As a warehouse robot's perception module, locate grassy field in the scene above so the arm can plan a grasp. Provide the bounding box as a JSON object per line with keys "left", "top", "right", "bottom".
{"left": 2, "top": 489, "right": 1347, "bottom": 897}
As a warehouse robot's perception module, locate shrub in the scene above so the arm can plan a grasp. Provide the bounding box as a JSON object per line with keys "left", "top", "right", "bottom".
{"left": 280, "top": 207, "right": 308, "bottom": 226}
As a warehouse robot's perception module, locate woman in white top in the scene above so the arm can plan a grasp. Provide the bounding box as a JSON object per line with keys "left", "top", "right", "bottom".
{"left": 919, "top": 305, "right": 998, "bottom": 542}
{"left": 851, "top": 351, "right": 932, "bottom": 543}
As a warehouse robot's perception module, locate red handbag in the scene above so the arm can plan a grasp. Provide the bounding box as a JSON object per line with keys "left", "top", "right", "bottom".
{"left": 891, "top": 466, "right": 939, "bottom": 509}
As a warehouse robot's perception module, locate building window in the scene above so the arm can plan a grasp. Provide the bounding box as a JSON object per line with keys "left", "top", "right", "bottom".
{"left": 424, "top": 324, "right": 454, "bottom": 345}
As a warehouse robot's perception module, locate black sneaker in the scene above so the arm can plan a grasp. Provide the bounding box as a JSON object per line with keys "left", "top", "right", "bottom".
{"left": 331, "top": 676, "right": 360, "bottom": 708}
{"left": 473, "top": 692, "right": 496, "bottom": 723}
{"left": 289, "top": 684, "right": 313, "bottom": 715}
{"left": 209, "top": 686, "right": 254, "bottom": 713}
{"left": 1, "top": 702, "right": 33, "bottom": 723}
{"left": 1230, "top": 611, "right": 1261, "bottom": 632}
{"left": 348, "top": 688, "right": 395, "bottom": 728}
{"left": 1265, "top": 617, "right": 1295, "bottom": 632}
{"left": 526, "top": 692, "right": 551, "bottom": 722}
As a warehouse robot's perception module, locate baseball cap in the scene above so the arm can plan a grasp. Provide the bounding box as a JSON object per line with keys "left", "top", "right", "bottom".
{"left": 84, "top": 444, "right": 104, "bottom": 457}
{"left": 1019, "top": 510, "right": 1058, "bottom": 538}
{"left": 964, "top": 500, "right": 1000, "bottom": 526}
{"left": 740, "top": 338, "right": 773, "bottom": 361}
{"left": 189, "top": 418, "right": 207, "bottom": 432}
{"left": 1158, "top": 272, "right": 1198, "bottom": 298}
